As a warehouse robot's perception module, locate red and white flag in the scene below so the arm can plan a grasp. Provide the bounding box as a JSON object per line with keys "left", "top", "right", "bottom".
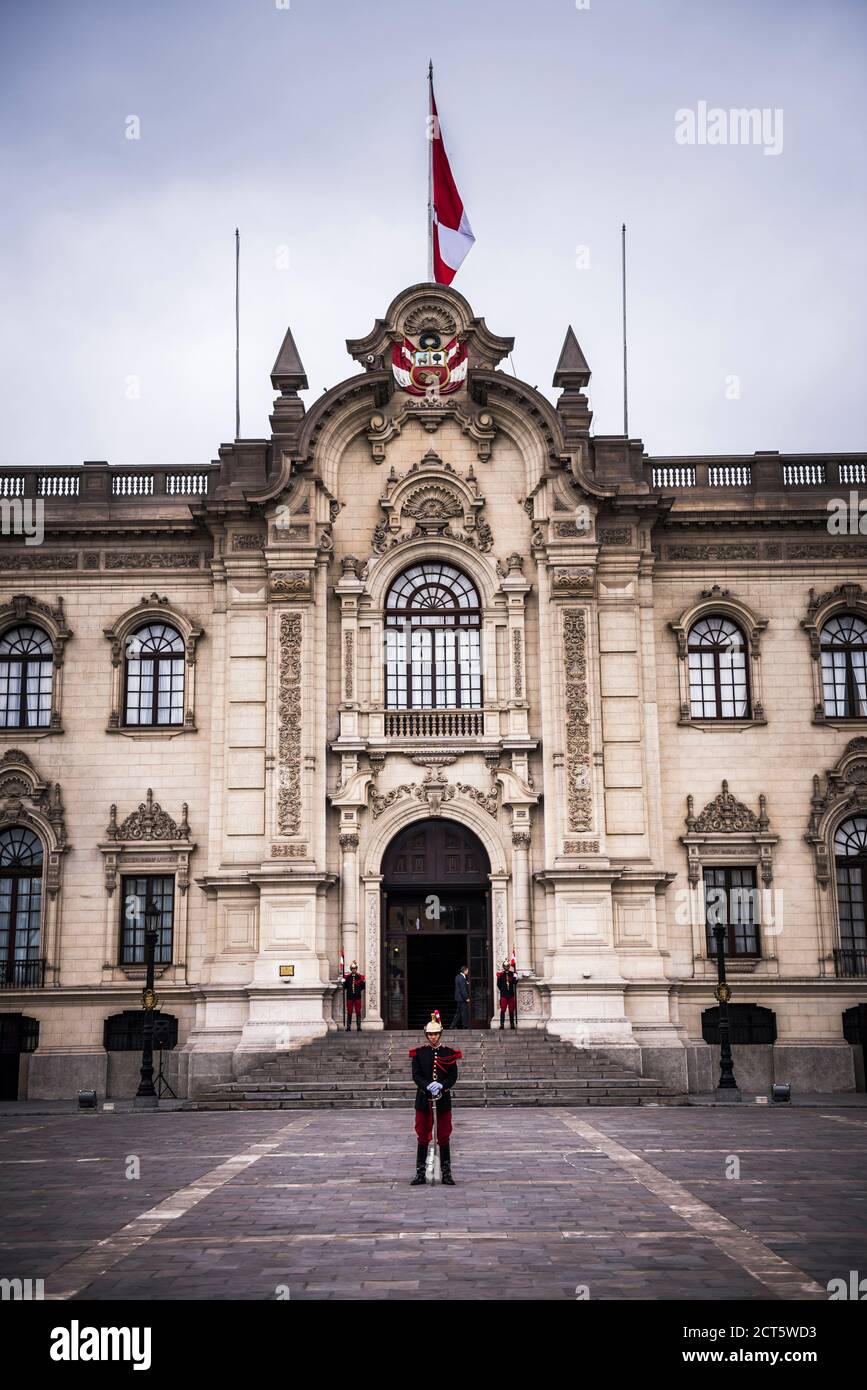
{"left": 429, "top": 72, "right": 474, "bottom": 285}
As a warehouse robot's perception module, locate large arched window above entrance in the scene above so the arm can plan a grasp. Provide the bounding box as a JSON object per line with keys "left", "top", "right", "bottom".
{"left": 0, "top": 826, "right": 44, "bottom": 988}
{"left": 834, "top": 816, "right": 867, "bottom": 975}
{"left": 384, "top": 563, "right": 482, "bottom": 709}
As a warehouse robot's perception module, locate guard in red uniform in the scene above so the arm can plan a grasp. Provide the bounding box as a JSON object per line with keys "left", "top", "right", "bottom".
{"left": 409, "top": 1011, "right": 462, "bottom": 1186}
{"left": 342, "top": 961, "right": 365, "bottom": 1032}
{"left": 497, "top": 960, "right": 518, "bottom": 1029}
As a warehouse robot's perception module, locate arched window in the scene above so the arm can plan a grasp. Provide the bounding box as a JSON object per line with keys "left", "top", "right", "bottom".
{"left": 384, "top": 563, "right": 482, "bottom": 710}
{"left": 0, "top": 827, "right": 44, "bottom": 988}
{"left": 124, "top": 624, "right": 185, "bottom": 727}
{"left": 821, "top": 614, "right": 867, "bottom": 718}
{"left": 0, "top": 626, "right": 53, "bottom": 729}
{"left": 687, "top": 616, "right": 749, "bottom": 719}
{"left": 834, "top": 817, "right": 867, "bottom": 974}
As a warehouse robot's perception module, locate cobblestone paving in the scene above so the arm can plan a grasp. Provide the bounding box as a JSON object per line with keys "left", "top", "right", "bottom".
{"left": 0, "top": 1107, "right": 865, "bottom": 1300}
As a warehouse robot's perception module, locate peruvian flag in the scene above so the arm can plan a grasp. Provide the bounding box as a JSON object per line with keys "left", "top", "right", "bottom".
{"left": 430, "top": 72, "right": 475, "bottom": 285}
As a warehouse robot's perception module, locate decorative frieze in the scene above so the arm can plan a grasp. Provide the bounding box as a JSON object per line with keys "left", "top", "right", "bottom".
{"left": 599, "top": 527, "right": 631, "bottom": 546}
{"left": 232, "top": 533, "right": 265, "bottom": 551}
{"left": 563, "top": 609, "right": 592, "bottom": 833}
{"left": 563, "top": 840, "right": 599, "bottom": 855}
{"left": 0, "top": 551, "right": 78, "bottom": 570}
{"left": 104, "top": 552, "right": 201, "bottom": 569}
{"left": 666, "top": 543, "right": 760, "bottom": 561}
{"left": 271, "top": 843, "right": 308, "bottom": 858}
{"left": 277, "top": 612, "right": 303, "bottom": 836}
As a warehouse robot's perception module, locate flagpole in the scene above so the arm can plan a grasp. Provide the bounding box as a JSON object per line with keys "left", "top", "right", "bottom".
{"left": 427, "top": 61, "right": 434, "bottom": 283}
{"left": 621, "top": 222, "right": 628, "bottom": 439}
{"left": 234, "top": 227, "right": 241, "bottom": 441}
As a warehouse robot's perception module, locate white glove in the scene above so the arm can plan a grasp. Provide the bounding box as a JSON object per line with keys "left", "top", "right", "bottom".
{"left": 427, "top": 1081, "right": 443, "bottom": 1097}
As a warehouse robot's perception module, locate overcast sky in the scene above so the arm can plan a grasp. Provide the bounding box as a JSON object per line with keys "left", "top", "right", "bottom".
{"left": 1, "top": 0, "right": 865, "bottom": 466}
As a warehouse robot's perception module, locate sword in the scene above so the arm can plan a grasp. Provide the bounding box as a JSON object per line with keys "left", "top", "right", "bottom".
{"left": 425, "top": 1091, "right": 441, "bottom": 1185}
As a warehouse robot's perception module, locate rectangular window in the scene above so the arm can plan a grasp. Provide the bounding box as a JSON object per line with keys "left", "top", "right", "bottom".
{"left": 120, "top": 875, "right": 174, "bottom": 965}
{"left": 704, "top": 866, "right": 760, "bottom": 956}
{"left": 836, "top": 864, "right": 866, "bottom": 951}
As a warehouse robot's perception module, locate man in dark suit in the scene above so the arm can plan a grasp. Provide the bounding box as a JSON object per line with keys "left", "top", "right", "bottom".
{"left": 450, "top": 965, "right": 470, "bottom": 1029}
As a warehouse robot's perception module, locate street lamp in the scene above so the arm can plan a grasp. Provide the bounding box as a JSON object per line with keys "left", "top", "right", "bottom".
{"left": 134, "top": 897, "right": 161, "bottom": 1110}
{"left": 712, "top": 922, "right": 741, "bottom": 1100}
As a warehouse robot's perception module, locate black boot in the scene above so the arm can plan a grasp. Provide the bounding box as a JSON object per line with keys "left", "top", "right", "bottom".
{"left": 510, "top": 1016, "right": 517, "bottom": 1029}
{"left": 356, "top": 1016, "right": 362, "bottom": 1031}
{"left": 499, "top": 1013, "right": 505, "bottom": 1029}
{"left": 346, "top": 1022, "right": 352, "bottom": 1031}
{"left": 410, "top": 1143, "right": 426, "bottom": 1185}
{"left": 440, "top": 1142, "right": 455, "bottom": 1185}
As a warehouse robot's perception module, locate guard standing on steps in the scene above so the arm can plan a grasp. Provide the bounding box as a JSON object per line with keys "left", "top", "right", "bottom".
{"left": 342, "top": 961, "right": 365, "bottom": 1032}
{"left": 409, "top": 1011, "right": 462, "bottom": 1186}
{"left": 496, "top": 960, "right": 518, "bottom": 1029}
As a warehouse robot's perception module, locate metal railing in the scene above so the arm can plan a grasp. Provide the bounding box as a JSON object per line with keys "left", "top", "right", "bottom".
{"left": 834, "top": 948, "right": 867, "bottom": 978}
{"left": 0, "top": 958, "right": 46, "bottom": 989}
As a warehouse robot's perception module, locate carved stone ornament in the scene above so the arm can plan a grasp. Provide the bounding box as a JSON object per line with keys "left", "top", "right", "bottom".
{"left": 367, "top": 402, "right": 496, "bottom": 462}
{"left": 271, "top": 843, "right": 308, "bottom": 858}
{"left": 277, "top": 612, "right": 303, "bottom": 835}
{"left": 0, "top": 749, "right": 68, "bottom": 898}
{"left": 686, "top": 781, "right": 768, "bottom": 835}
{"left": 805, "top": 738, "right": 867, "bottom": 886}
{"left": 105, "top": 788, "right": 190, "bottom": 842}
{"left": 551, "top": 567, "right": 594, "bottom": 597}
{"left": 682, "top": 781, "right": 776, "bottom": 888}
{"left": 563, "top": 610, "right": 593, "bottom": 832}
{"left": 270, "top": 571, "right": 312, "bottom": 601}
{"left": 368, "top": 767, "right": 499, "bottom": 820}
{"left": 371, "top": 450, "right": 494, "bottom": 554}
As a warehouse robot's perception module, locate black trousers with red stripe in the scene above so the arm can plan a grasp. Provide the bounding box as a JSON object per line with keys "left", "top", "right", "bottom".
{"left": 414, "top": 1103, "right": 453, "bottom": 1143}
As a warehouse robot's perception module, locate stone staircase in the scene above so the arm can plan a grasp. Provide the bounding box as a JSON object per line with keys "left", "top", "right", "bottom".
{"left": 186, "top": 1030, "right": 686, "bottom": 1110}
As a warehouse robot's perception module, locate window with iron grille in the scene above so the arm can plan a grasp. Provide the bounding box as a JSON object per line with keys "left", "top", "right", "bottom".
{"left": 119, "top": 875, "right": 174, "bottom": 965}
{"left": 104, "top": 1010, "right": 178, "bottom": 1051}
{"left": 687, "top": 616, "right": 750, "bottom": 718}
{"left": 0, "top": 827, "right": 43, "bottom": 986}
{"left": 701, "top": 1004, "right": 777, "bottom": 1044}
{"left": 835, "top": 817, "right": 867, "bottom": 953}
{"left": 704, "top": 865, "right": 760, "bottom": 956}
{"left": 123, "top": 623, "right": 185, "bottom": 726}
{"left": 384, "top": 563, "right": 482, "bottom": 710}
{"left": 821, "top": 614, "right": 867, "bottom": 718}
{"left": 0, "top": 625, "right": 53, "bottom": 728}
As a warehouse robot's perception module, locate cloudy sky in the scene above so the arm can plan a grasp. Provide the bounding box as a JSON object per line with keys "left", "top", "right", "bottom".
{"left": 1, "top": 0, "right": 865, "bottom": 465}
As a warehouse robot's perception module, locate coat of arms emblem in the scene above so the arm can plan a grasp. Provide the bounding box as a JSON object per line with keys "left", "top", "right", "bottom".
{"left": 391, "top": 329, "right": 468, "bottom": 396}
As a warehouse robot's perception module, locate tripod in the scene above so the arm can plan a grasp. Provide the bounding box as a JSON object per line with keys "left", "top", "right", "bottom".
{"left": 154, "top": 1041, "right": 176, "bottom": 1100}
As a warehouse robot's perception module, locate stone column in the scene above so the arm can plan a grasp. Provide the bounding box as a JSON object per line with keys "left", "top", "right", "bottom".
{"left": 338, "top": 832, "right": 359, "bottom": 967}
{"left": 511, "top": 831, "right": 533, "bottom": 971}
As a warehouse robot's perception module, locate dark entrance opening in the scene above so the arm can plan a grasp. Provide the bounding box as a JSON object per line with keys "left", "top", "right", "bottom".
{"left": 382, "top": 819, "right": 491, "bottom": 1030}
{"left": 0, "top": 1014, "right": 39, "bottom": 1100}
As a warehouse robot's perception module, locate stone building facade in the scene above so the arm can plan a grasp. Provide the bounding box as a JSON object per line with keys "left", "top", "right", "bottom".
{"left": 0, "top": 280, "right": 865, "bottom": 1099}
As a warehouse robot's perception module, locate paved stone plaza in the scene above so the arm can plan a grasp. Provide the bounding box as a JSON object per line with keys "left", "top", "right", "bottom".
{"left": 2, "top": 1106, "right": 866, "bottom": 1301}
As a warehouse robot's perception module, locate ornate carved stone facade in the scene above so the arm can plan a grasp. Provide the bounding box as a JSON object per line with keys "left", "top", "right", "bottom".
{"left": 0, "top": 278, "right": 864, "bottom": 1099}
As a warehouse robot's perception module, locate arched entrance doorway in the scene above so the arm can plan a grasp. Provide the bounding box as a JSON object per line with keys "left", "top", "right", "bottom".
{"left": 382, "top": 819, "right": 491, "bottom": 1030}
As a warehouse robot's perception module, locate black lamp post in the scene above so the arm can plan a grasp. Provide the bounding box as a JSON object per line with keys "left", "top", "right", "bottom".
{"left": 712, "top": 922, "right": 740, "bottom": 1099}
{"left": 134, "top": 898, "right": 161, "bottom": 1110}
